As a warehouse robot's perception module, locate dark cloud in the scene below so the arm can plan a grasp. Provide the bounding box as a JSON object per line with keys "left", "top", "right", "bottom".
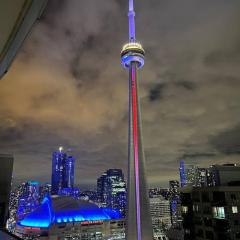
{"left": 149, "top": 83, "right": 166, "bottom": 102}
{"left": 181, "top": 152, "right": 216, "bottom": 160}
{"left": 176, "top": 81, "right": 196, "bottom": 91}
{"left": 204, "top": 47, "right": 240, "bottom": 67}
{"left": 210, "top": 125, "right": 240, "bottom": 155}
{"left": 0, "top": 126, "right": 23, "bottom": 143}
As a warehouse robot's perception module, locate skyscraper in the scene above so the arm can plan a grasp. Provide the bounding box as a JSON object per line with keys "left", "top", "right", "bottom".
{"left": 185, "top": 164, "right": 198, "bottom": 186}
{"left": 169, "top": 181, "right": 179, "bottom": 198}
{"left": 169, "top": 180, "right": 182, "bottom": 226}
{"left": 97, "top": 169, "right": 126, "bottom": 217}
{"left": 51, "top": 147, "right": 75, "bottom": 195}
{"left": 179, "top": 160, "right": 186, "bottom": 187}
{"left": 208, "top": 164, "right": 240, "bottom": 186}
{"left": 195, "top": 168, "right": 208, "bottom": 187}
{"left": 65, "top": 156, "right": 75, "bottom": 189}
{"left": 16, "top": 181, "right": 40, "bottom": 221}
{"left": 149, "top": 196, "right": 172, "bottom": 231}
{"left": 120, "top": 0, "right": 153, "bottom": 239}
{"left": 0, "top": 154, "right": 14, "bottom": 228}
{"left": 179, "top": 161, "right": 201, "bottom": 187}
{"left": 97, "top": 172, "right": 108, "bottom": 205}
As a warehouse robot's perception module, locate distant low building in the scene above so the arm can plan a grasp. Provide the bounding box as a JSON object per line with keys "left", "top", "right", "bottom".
{"left": 58, "top": 187, "right": 80, "bottom": 199}
{"left": 80, "top": 190, "right": 98, "bottom": 202}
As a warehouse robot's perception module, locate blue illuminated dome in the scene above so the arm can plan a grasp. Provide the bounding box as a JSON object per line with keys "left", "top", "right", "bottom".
{"left": 18, "top": 196, "right": 122, "bottom": 228}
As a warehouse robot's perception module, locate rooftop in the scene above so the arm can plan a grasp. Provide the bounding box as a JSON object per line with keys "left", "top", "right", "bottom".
{"left": 18, "top": 196, "right": 122, "bottom": 228}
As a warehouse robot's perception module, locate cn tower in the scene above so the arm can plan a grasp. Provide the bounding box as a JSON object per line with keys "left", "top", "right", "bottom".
{"left": 121, "top": 0, "right": 153, "bottom": 240}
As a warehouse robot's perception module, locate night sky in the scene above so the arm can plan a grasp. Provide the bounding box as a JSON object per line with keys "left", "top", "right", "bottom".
{"left": 1, "top": 0, "right": 240, "bottom": 188}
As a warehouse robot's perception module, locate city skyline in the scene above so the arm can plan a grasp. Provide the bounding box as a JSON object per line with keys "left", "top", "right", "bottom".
{"left": 1, "top": 0, "right": 240, "bottom": 187}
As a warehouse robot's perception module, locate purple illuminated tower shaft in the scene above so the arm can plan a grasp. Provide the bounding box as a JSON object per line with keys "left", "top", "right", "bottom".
{"left": 121, "top": 0, "right": 153, "bottom": 238}
{"left": 127, "top": 63, "right": 153, "bottom": 240}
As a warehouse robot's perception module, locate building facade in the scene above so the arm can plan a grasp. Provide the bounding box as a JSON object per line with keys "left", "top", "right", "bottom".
{"left": 169, "top": 181, "right": 182, "bottom": 226}
{"left": 8, "top": 182, "right": 51, "bottom": 233}
{"left": 16, "top": 181, "right": 40, "bottom": 221}
{"left": 150, "top": 196, "right": 172, "bottom": 232}
{"left": 0, "top": 154, "right": 14, "bottom": 228}
{"left": 180, "top": 186, "right": 240, "bottom": 240}
{"left": 208, "top": 164, "right": 240, "bottom": 187}
{"left": 97, "top": 169, "right": 126, "bottom": 217}
{"left": 51, "top": 147, "right": 75, "bottom": 195}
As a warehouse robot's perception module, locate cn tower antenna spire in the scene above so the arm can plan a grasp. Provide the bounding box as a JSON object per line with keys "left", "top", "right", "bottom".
{"left": 128, "top": 0, "right": 136, "bottom": 41}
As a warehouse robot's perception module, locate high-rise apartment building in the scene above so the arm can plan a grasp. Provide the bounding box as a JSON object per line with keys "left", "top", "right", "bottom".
{"left": 179, "top": 161, "right": 211, "bottom": 187}
{"left": 16, "top": 181, "right": 40, "bottom": 221}
{"left": 169, "top": 181, "right": 182, "bottom": 226}
{"left": 0, "top": 154, "right": 14, "bottom": 228}
{"left": 208, "top": 164, "right": 240, "bottom": 187}
{"left": 65, "top": 156, "right": 75, "bottom": 189}
{"left": 8, "top": 182, "right": 52, "bottom": 233}
{"left": 51, "top": 147, "right": 75, "bottom": 195}
{"left": 97, "top": 169, "right": 126, "bottom": 217}
{"left": 195, "top": 168, "right": 208, "bottom": 187}
{"left": 150, "top": 196, "right": 172, "bottom": 232}
{"left": 169, "top": 181, "right": 180, "bottom": 199}
{"left": 180, "top": 186, "right": 240, "bottom": 240}
{"left": 179, "top": 160, "right": 186, "bottom": 187}
{"left": 97, "top": 172, "right": 108, "bottom": 205}
{"left": 180, "top": 162, "right": 240, "bottom": 189}
{"left": 185, "top": 165, "right": 198, "bottom": 187}
{"left": 179, "top": 163, "right": 240, "bottom": 240}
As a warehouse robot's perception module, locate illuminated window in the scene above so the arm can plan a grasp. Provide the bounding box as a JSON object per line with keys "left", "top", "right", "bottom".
{"left": 182, "top": 206, "right": 188, "bottom": 214}
{"left": 232, "top": 206, "right": 238, "bottom": 214}
{"left": 193, "top": 204, "right": 199, "bottom": 212}
{"left": 212, "top": 207, "right": 225, "bottom": 219}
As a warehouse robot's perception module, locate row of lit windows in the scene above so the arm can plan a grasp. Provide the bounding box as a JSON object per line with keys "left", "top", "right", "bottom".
{"left": 183, "top": 205, "right": 239, "bottom": 216}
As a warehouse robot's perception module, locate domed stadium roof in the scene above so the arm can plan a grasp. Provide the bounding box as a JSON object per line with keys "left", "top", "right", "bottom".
{"left": 18, "top": 196, "right": 121, "bottom": 228}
